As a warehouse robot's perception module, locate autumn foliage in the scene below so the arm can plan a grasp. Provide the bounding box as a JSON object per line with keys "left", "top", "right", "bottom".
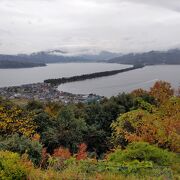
{"left": 111, "top": 97, "right": 180, "bottom": 152}
{"left": 53, "top": 147, "right": 71, "bottom": 159}
{"left": 110, "top": 81, "right": 180, "bottom": 152}
{"left": 0, "top": 100, "right": 36, "bottom": 137}
{"left": 0, "top": 81, "right": 179, "bottom": 179}
{"left": 32, "top": 133, "right": 40, "bottom": 141}
{"left": 131, "top": 88, "right": 149, "bottom": 97}
{"left": 76, "top": 143, "right": 88, "bottom": 160}
{"left": 149, "top": 81, "right": 174, "bottom": 104}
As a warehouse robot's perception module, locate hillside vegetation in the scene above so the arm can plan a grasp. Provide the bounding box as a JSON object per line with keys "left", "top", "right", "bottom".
{"left": 108, "top": 49, "right": 180, "bottom": 65}
{"left": 0, "top": 60, "right": 46, "bottom": 69}
{"left": 0, "top": 81, "right": 180, "bottom": 179}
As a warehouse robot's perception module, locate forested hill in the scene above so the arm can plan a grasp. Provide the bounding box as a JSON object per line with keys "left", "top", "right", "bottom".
{"left": 0, "top": 60, "right": 46, "bottom": 69}
{"left": 108, "top": 49, "right": 180, "bottom": 65}
{"left": 0, "top": 50, "right": 121, "bottom": 64}
{"left": 1, "top": 49, "right": 180, "bottom": 65}
{"left": 0, "top": 81, "right": 179, "bottom": 179}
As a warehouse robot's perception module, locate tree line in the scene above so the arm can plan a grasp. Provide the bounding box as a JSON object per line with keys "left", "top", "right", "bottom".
{"left": 0, "top": 81, "right": 179, "bottom": 179}
{"left": 44, "top": 64, "right": 144, "bottom": 85}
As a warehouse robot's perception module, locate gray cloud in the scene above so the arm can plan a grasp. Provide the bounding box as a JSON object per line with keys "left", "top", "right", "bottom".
{"left": 0, "top": 0, "right": 180, "bottom": 54}
{"left": 129, "top": 0, "right": 180, "bottom": 12}
{"left": 87, "top": 0, "right": 180, "bottom": 11}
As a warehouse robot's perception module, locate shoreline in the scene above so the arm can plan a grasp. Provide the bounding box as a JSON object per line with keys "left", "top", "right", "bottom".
{"left": 0, "top": 82, "right": 103, "bottom": 104}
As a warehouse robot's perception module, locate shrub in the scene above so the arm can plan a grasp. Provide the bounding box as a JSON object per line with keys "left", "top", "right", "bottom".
{"left": 47, "top": 147, "right": 71, "bottom": 171}
{"left": 60, "top": 158, "right": 98, "bottom": 176}
{"left": 108, "top": 142, "right": 176, "bottom": 166}
{"left": 53, "top": 147, "right": 71, "bottom": 159}
{"left": 0, "top": 134, "right": 43, "bottom": 165}
{"left": 76, "top": 143, "right": 88, "bottom": 160}
{"left": 26, "top": 100, "right": 44, "bottom": 111}
{"left": 0, "top": 151, "right": 27, "bottom": 180}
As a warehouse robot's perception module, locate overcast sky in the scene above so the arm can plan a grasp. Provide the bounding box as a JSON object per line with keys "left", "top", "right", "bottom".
{"left": 0, "top": 0, "right": 180, "bottom": 54}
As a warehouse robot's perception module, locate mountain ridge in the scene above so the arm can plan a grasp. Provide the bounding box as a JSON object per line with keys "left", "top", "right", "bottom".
{"left": 0, "top": 60, "right": 46, "bottom": 69}
{"left": 107, "top": 49, "right": 180, "bottom": 65}
{"left": 0, "top": 50, "right": 121, "bottom": 64}
{"left": 0, "top": 49, "right": 180, "bottom": 65}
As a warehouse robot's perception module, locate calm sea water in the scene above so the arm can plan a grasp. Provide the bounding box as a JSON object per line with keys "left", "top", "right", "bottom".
{"left": 58, "top": 64, "right": 180, "bottom": 97}
{"left": 0, "top": 63, "right": 130, "bottom": 87}
{"left": 0, "top": 63, "right": 179, "bottom": 97}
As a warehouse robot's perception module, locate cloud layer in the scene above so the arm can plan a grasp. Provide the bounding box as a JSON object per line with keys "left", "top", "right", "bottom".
{"left": 0, "top": 0, "right": 180, "bottom": 54}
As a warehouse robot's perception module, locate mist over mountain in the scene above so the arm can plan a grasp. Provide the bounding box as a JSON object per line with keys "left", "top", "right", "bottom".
{"left": 0, "top": 50, "right": 121, "bottom": 64}
{"left": 108, "top": 49, "right": 180, "bottom": 65}
{"left": 0, "top": 49, "right": 180, "bottom": 67}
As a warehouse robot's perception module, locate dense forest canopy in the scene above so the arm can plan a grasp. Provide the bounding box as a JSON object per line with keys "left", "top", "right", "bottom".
{"left": 0, "top": 81, "right": 179, "bottom": 179}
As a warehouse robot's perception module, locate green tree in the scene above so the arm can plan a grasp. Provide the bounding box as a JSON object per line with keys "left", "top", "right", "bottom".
{"left": 108, "top": 142, "right": 177, "bottom": 166}
{"left": 42, "top": 107, "right": 87, "bottom": 153}
{"left": 26, "top": 100, "right": 44, "bottom": 111}
{"left": 0, "top": 134, "right": 43, "bottom": 165}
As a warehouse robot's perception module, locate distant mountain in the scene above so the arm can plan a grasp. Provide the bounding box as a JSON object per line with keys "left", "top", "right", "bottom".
{"left": 80, "top": 51, "right": 122, "bottom": 61}
{"left": 0, "top": 60, "right": 46, "bottom": 69}
{"left": 108, "top": 49, "right": 180, "bottom": 65}
{"left": 0, "top": 50, "right": 121, "bottom": 64}
{"left": 28, "top": 50, "right": 122, "bottom": 62}
{"left": 1, "top": 49, "right": 179, "bottom": 65}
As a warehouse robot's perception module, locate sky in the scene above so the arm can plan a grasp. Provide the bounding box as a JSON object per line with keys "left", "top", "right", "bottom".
{"left": 0, "top": 0, "right": 180, "bottom": 54}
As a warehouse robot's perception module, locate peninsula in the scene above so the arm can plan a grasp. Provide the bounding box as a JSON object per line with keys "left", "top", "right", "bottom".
{"left": 44, "top": 64, "right": 144, "bottom": 85}
{"left": 0, "top": 60, "right": 46, "bottom": 69}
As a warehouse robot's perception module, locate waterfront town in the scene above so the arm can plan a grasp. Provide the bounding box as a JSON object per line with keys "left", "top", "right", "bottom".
{"left": 0, "top": 83, "right": 103, "bottom": 104}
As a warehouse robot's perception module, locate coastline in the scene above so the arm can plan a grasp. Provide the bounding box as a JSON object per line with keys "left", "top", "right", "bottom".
{"left": 0, "top": 82, "right": 103, "bottom": 104}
